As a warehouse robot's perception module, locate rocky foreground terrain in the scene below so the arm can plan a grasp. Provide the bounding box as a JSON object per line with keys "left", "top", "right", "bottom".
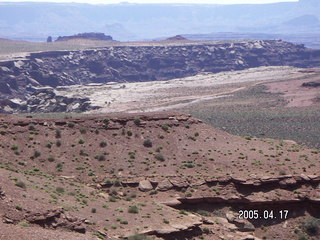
{"left": 0, "top": 113, "right": 319, "bottom": 240}
{"left": 1, "top": 40, "right": 320, "bottom": 113}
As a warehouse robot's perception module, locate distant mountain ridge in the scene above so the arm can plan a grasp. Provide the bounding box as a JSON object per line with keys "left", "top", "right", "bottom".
{"left": 0, "top": 1, "right": 319, "bottom": 41}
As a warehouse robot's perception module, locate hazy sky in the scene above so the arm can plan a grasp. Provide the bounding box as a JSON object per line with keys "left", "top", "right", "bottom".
{"left": 0, "top": 0, "right": 299, "bottom": 4}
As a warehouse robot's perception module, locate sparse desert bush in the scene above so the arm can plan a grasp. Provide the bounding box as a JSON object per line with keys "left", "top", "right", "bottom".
{"left": 188, "top": 136, "right": 196, "bottom": 141}
{"left": 18, "top": 221, "right": 29, "bottom": 227}
{"left": 95, "top": 154, "right": 106, "bottom": 161}
{"left": 15, "top": 205, "right": 23, "bottom": 211}
{"left": 203, "top": 227, "right": 210, "bottom": 234}
{"left": 155, "top": 154, "right": 165, "bottom": 162}
{"left": 79, "top": 149, "right": 88, "bottom": 156}
{"left": 128, "top": 205, "right": 139, "bottom": 214}
{"left": 11, "top": 144, "right": 18, "bottom": 151}
{"left": 163, "top": 218, "right": 170, "bottom": 224}
{"left": 75, "top": 166, "right": 85, "bottom": 170}
{"left": 128, "top": 234, "right": 152, "bottom": 240}
{"left": 99, "top": 141, "right": 107, "bottom": 147}
{"left": 103, "top": 118, "right": 110, "bottom": 125}
{"left": 56, "top": 140, "right": 61, "bottom": 147}
{"left": 78, "top": 138, "right": 85, "bottom": 144}
{"left": 127, "top": 130, "right": 133, "bottom": 136}
{"left": 56, "top": 163, "right": 63, "bottom": 172}
{"left": 67, "top": 122, "right": 75, "bottom": 128}
{"left": 302, "top": 218, "right": 320, "bottom": 236}
{"left": 120, "top": 219, "right": 128, "bottom": 224}
{"left": 46, "top": 142, "right": 52, "bottom": 148}
{"left": 114, "top": 179, "right": 122, "bottom": 187}
{"left": 105, "top": 179, "right": 113, "bottom": 185}
{"left": 197, "top": 210, "right": 210, "bottom": 216}
{"left": 185, "top": 192, "right": 192, "bottom": 197}
{"left": 91, "top": 208, "right": 97, "bottom": 213}
{"left": 143, "top": 139, "right": 153, "bottom": 147}
{"left": 28, "top": 124, "right": 36, "bottom": 131}
{"left": 155, "top": 146, "right": 163, "bottom": 152}
{"left": 279, "top": 170, "right": 287, "bottom": 175}
{"left": 79, "top": 128, "right": 87, "bottom": 134}
{"left": 56, "top": 187, "right": 65, "bottom": 194}
{"left": 161, "top": 124, "right": 169, "bottom": 131}
{"left": 48, "top": 156, "right": 55, "bottom": 162}
{"left": 15, "top": 181, "right": 26, "bottom": 189}
{"left": 33, "top": 150, "right": 41, "bottom": 158}
{"left": 130, "top": 192, "right": 137, "bottom": 198}
{"left": 55, "top": 129, "right": 61, "bottom": 138}
{"left": 134, "top": 118, "right": 141, "bottom": 126}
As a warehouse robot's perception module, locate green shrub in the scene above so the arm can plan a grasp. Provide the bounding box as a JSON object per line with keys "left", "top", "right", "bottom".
{"left": 15, "top": 181, "right": 26, "bottom": 189}
{"left": 91, "top": 208, "right": 97, "bottom": 213}
{"left": 78, "top": 138, "right": 85, "bottom": 144}
{"left": 203, "top": 227, "right": 210, "bottom": 234}
{"left": 95, "top": 154, "right": 106, "bottom": 161}
{"left": 79, "top": 149, "right": 88, "bottom": 156}
{"left": 109, "top": 196, "right": 117, "bottom": 202}
{"left": 155, "top": 146, "right": 163, "bottom": 152}
{"left": 103, "top": 118, "right": 110, "bottom": 125}
{"left": 143, "top": 139, "right": 153, "bottom": 148}
{"left": 48, "top": 156, "right": 55, "bottom": 162}
{"left": 120, "top": 219, "right": 128, "bottom": 224}
{"left": 105, "top": 179, "right": 113, "bottom": 185}
{"left": 56, "top": 187, "right": 65, "bottom": 194}
{"left": 163, "top": 219, "right": 170, "bottom": 224}
{"left": 161, "top": 124, "right": 169, "bottom": 131}
{"left": 155, "top": 154, "right": 165, "bottom": 162}
{"left": 302, "top": 218, "right": 320, "bottom": 236}
{"left": 18, "top": 221, "right": 29, "bottom": 227}
{"left": 55, "top": 129, "right": 61, "bottom": 138}
{"left": 56, "top": 140, "right": 61, "bottom": 147}
{"left": 67, "top": 122, "right": 75, "bottom": 128}
{"left": 114, "top": 179, "right": 122, "bottom": 187}
{"left": 133, "top": 118, "right": 141, "bottom": 126}
{"left": 75, "top": 166, "right": 85, "bottom": 170}
{"left": 128, "top": 205, "right": 139, "bottom": 214}
{"left": 15, "top": 205, "right": 23, "bottom": 211}
{"left": 79, "top": 128, "right": 87, "bottom": 134}
{"left": 56, "top": 163, "right": 63, "bottom": 172}
{"left": 297, "top": 234, "right": 308, "bottom": 240}
{"left": 33, "top": 150, "right": 41, "bottom": 158}
{"left": 197, "top": 210, "right": 210, "bottom": 216}
{"left": 128, "top": 234, "right": 152, "bottom": 240}
{"left": 99, "top": 141, "right": 107, "bottom": 147}
{"left": 28, "top": 124, "right": 36, "bottom": 131}
{"left": 11, "top": 144, "right": 18, "bottom": 151}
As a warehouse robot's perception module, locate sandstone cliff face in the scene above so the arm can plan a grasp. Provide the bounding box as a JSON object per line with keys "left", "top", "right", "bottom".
{"left": 1, "top": 40, "right": 320, "bottom": 112}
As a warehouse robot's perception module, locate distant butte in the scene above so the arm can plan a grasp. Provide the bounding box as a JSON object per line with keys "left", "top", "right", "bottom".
{"left": 55, "top": 32, "right": 113, "bottom": 42}
{"left": 165, "top": 35, "right": 189, "bottom": 41}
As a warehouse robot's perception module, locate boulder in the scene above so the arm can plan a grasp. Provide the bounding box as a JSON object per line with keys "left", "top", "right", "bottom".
{"left": 157, "top": 179, "right": 173, "bottom": 191}
{"left": 138, "top": 180, "right": 153, "bottom": 192}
